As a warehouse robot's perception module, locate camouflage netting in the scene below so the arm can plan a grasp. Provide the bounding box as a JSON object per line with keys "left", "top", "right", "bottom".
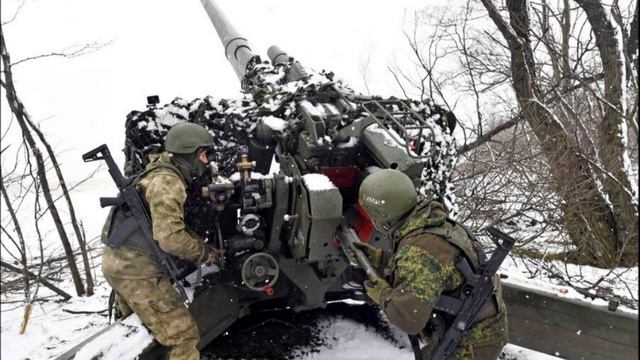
{"left": 124, "top": 96, "right": 257, "bottom": 176}
{"left": 123, "top": 60, "right": 458, "bottom": 209}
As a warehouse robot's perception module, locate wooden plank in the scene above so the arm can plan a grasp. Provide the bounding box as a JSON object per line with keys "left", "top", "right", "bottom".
{"left": 503, "top": 282, "right": 638, "bottom": 360}
{"left": 55, "top": 323, "right": 120, "bottom": 360}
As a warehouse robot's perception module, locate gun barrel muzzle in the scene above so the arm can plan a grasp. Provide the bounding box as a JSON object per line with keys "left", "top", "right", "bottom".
{"left": 200, "top": 0, "right": 258, "bottom": 80}
{"left": 267, "top": 45, "right": 290, "bottom": 66}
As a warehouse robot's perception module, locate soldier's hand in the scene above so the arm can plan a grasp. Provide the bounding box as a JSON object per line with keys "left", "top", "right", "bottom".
{"left": 204, "top": 245, "right": 223, "bottom": 266}
{"left": 363, "top": 278, "right": 391, "bottom": 306}
{"left": 353, "top": 241, "right": 383, "bottom": 267}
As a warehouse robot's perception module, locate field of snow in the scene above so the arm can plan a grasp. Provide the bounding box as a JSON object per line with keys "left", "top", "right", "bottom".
{"left": 0, "top": 276, "right": 562, "bottom": 360}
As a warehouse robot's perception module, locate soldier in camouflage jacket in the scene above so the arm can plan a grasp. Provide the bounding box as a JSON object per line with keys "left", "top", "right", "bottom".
{"left": 358, "top": 169, "right": 508, "bottom": 359}
{"left": 101, "top": 123, "right": 220, "bottom": 360}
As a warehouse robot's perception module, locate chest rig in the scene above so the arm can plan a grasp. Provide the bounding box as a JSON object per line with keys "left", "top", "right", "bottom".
{"left": 100, "top": 159, "right": 186, "bottom": 259}
{"left": 385, "top": 201, "right": 500, "bottom": 332}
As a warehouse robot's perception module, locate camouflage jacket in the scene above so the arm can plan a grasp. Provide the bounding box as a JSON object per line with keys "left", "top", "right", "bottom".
{"left": 379, "top": 200, "right": 508, "bottom": 357}
{"left": 102, "top": 152, "right": 210, "bottom": 279}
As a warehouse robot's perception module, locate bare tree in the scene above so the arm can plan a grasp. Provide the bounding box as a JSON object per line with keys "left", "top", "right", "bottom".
{"left": 395, "top": 0, "right": 637, "bottom": 268}
{"left": 1, "top": 26, "right": 87, "bottom": 296}
{"left": 0, "top": 163, "right": 30, "bottom": 300}
{"left": 476, "top": 0, "right": 637, "bottom": 267}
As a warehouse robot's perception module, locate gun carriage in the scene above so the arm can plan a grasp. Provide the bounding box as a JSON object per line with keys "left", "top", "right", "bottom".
{"left": 92, "top": 0, "right": 458, "bottom": 354}
{"left": 63, "top": 2, "right": 639, "bottom": 359}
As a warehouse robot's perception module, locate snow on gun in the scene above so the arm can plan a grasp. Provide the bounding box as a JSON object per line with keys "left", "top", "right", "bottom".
{"left": 58, "top": 1, "right": 460, "bottom": 358}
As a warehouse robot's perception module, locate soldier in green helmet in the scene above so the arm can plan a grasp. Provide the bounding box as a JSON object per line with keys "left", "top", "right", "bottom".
{"left": 358, "top": 169, "right": 508, "bottom": 359}
{"left": 101, "top": 122, "right": 222, "bottom": 360}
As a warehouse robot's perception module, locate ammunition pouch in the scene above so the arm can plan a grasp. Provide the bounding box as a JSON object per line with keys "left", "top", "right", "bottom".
{"left": 101, "top": 205, "right": 158, "bottom": 260}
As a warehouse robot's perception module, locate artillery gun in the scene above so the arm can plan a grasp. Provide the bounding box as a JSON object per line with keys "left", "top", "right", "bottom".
{"left": 59, "top": 3, "right": 640, "bottom": 359}
{"left": 80, "top": 0, "right": 458, "bottom": 357}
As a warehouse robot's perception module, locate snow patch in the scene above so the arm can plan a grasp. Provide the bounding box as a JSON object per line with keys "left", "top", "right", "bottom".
{"left": 261, "top": 115, "right": 287, "bottom": 132}
{"left": 302, "top": 173, "right": 337, "bottom": 191}
{"left": 229, "top": 172, "right": 273, "bottom": 182}
{"left": 336, "top": 136, "right": 358, "bottom": 148}
{"left": 299, "top": 100, "right": 325, "bottom": 117}
{"left": 294, "top": 316, "right": 412, "bottom": 360}
{"left": 74, "top": 315, "right": 153, "bottom": 360}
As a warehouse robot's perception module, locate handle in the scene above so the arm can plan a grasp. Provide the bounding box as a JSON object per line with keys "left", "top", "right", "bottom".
{"left": 82, "top": 144, "right": 109, "bottom": 163}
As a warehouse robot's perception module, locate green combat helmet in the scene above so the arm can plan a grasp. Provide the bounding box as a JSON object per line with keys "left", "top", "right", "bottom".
{"left": 359, "top": 169, "right": 418, "bottom": 230}
{"left": 165, "top": 122, "right": 215, "bottom": 154}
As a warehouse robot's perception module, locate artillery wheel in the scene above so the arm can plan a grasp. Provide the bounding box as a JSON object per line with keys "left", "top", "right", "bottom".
{"left": 241, "top": 252, "right": 279, "bottom": 291}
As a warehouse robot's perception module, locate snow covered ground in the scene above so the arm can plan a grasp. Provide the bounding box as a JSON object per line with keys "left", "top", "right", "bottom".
{"left": 0, "top": 280, "right": 563, "bottom": 360}
{"left": 4, "top": 258, "right": 632, "bottom": 360}
{"left": 3, "top": 271, "right": 634, "bottom": 359}
{"left": 1, "top": 176, "right": 631, "bottom": 359}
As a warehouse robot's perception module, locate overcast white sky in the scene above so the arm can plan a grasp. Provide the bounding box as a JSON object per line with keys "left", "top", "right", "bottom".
{"left": 1, "top": 0, "right": 461, "bottom": 183}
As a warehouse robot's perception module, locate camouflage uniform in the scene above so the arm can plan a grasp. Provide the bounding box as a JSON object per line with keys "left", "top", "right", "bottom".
{"left": 379, "top": 200, "right": 508, "bottom": 360}
{"left": 102, "top": 152, "right": 211, "bottom": 360}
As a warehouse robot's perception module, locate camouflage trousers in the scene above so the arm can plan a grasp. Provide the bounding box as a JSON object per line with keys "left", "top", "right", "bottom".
{"left": 104, "top": 274, "right": 200, "bottom": 360}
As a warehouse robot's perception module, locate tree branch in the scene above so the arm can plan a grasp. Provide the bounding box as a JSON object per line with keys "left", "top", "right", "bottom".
{"left": 0, "top": 260, "right": 71, "bottom": 301}
{"left": 457, "top": 115, "right": 521, "bottom": 155}
{"left": 11, "top": 41, "right": 111, "bottom": 67}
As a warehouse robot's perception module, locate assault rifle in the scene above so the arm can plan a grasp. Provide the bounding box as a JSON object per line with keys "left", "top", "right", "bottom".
{"left": 431, "top": 226, "right": 516, "bottom": 359}
{"left": 82, "top": 144, "right": 190, "bottom": 303}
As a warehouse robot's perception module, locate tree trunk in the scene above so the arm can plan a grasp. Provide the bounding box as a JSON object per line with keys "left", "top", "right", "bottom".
{"left": 1, "top": 26, "right": 86, "bottom": 295}
{"left": 480, "top": 0, "right": 631, "bottom": 267}
{"left": 574, "top": 0, "right": 638, "bottom": 266}
{"left": 627, "top": 5, "right": 639, "bottom": 71}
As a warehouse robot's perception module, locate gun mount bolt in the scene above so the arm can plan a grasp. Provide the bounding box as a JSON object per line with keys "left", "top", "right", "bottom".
{"left": 283, "top": 214, "right": 298, "bottom": 222}
{"left": 254, "top": 265, "right": 266, "bottom": 276}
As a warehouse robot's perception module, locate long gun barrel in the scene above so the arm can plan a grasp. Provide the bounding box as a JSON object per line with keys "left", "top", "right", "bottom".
{"left": 200, "top": 0, "right": 258, "bottom": 80}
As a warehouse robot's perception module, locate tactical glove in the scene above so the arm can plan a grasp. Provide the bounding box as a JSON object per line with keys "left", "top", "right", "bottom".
{"left": 353, "top": 241, "right": 383, "bottom": 267}
{"left": 204, "top": 245, "right": 223, "bottom": 266}
{"left": 364, "top": 278, "right": 391, "bottom": 306}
